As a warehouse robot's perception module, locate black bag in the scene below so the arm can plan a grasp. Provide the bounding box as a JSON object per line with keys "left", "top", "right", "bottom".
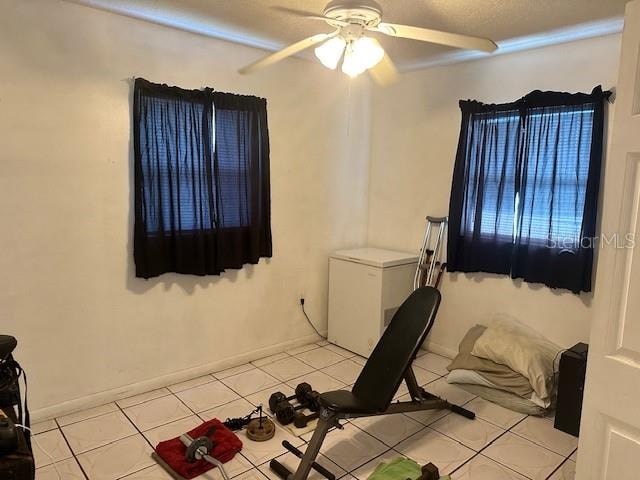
{"left": 0, "top": 336, "right": 30, "bottom": 452}
{"left": 0, "top": 406, "right": 35, "bottom": 479}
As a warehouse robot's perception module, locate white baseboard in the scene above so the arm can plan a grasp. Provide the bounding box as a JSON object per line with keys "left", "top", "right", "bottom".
{"left": 31, "top": 332, "right": 324, "bottom": 422}
{"left": 421, "top": 339, "right": 457, "bottom": 359}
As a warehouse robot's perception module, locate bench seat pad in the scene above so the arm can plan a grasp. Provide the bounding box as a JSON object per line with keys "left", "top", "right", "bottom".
{"left": 318, "top": 390, "right": 374, "bottom": 414}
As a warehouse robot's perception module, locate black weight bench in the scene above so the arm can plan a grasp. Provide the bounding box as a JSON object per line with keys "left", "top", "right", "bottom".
{"left": 270, "top": 286, "right": 475, "bottom": 480}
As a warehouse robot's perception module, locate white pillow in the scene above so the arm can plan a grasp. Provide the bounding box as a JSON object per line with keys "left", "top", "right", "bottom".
{"left": 470, "top": 315, "right": 561, "bottom": 400}
{"left": 446, "top": 369, "right": 551, "bottom": 408}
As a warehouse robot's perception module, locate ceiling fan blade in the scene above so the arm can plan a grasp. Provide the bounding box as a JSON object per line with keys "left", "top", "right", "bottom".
{"left": 373, "top": 22, "right": 497, "bottom": 53}
{"left": 271, "top": 6, "right": 348, "bottom": 26}
{"left": 239, "top": 33, "right": 335, "bottom": 75}
{"left": 368, "top": 52, "right": 399, "bottom": 87}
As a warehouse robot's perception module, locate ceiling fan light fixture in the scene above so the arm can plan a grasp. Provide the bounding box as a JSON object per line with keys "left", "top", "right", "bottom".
{"left": 314, "top": 36, "right": 347, "bottom": 70}
{"left": 351, "top": 36, "right": 384, "bottom": 69}
{"left": 341, "top": 42, "right": 365, "bottom": 77}
{"left": 341, "top": 36, "right": 384, "bottom": 77}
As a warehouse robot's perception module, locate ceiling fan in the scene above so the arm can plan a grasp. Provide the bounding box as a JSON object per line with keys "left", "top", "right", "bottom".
{"left": 238, "top": 0, "right": 498, "bottom": 86}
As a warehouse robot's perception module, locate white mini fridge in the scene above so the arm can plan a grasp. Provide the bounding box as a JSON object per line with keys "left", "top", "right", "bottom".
{"left": 328, "top": 248, "right": 418, "bottom": 358}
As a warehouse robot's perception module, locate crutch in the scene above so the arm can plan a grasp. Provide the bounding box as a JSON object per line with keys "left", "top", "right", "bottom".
{"left": 413, "top": 216, "right": 447, "bottom": 290}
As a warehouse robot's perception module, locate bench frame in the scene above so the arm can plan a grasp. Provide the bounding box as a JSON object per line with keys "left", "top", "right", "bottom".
{"left": 271, "top": 366, "right": 475, "bottom": 480}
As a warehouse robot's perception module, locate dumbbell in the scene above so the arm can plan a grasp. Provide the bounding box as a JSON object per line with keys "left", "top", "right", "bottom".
{"left": 416, "top": 463, "right": 440, "bottom": 480}
{"left": 305, "top": 391, "right": 321, "bottom": 412}
{"left": 274, "top": 400, "right": 306, "bottom": 425}
{"left": 274, "top": 390, "right": 321, "bottom": 425}
{"left": 293, "top": 411, "right": 319, "bottom": 428}
{"left": 268, "top": 383, "right": 312, "bottom": 413}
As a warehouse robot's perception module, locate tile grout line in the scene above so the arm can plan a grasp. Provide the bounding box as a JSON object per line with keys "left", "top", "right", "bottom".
{"left": 123, "top": 392, "right": 199, "bottom": 445}
{"left": 114, "top": 401, "right": 155, "bottom": 450}
{"left": 348, "top": 407, "right": 434, "bottom": 451}
{"left": 455, "top": 429, "right": 530, "bottom": 479}
{"left": 472, "top": 407, "right": 575, "bottom": 479}
{"left": 508, "top": 423, "right": 577, "bottom": 458}
{"left": 327, "top": 422, "right": 399, "bottom": 473}
{"left": 63, "top": 403, "right": 152, "bottom": 479}
{"left": 55, "top": 428, "right": 140, "bottom": 463}
{"left": 447, "top": 451, "right": 485, "bottom": 478}
{"left": 252, "top": 467, "right": 275, "bottom": 480}
{"left": 255, "top": 355, "right": 344, "bottom": 388}
{"left": 348, "top": 448, "right": 397, "bottom": 477}
{"left": 269, "top": 444, "right": 345, "bottom": 477}
{"left": 170, "top": 370, "right": 271, "bottom": 421}
{"left": 54, "top": 417, "right": 91, "bottom": 480}
{"left": 469, "top": 414, "right": 538, "bottom": 479}
{"left": 167, "top": 375, "right": 218, "bottom": 397}
{"left": 544, "top": 458, "right": 565, "bottom": 480}
{"left": 56, "top": 407, "right": 118, "bottom": 429}
{"left": 472, "top": 412, "right": 566, "bottom": 480}
{"left": 452, "top": 449, "right": 534, "bottom": 480}
{"left": 345, "top": 448, "right": 398, "bottom": 478}
{"left": 546, "top": 454, "right": 576, "bottom": 480}
{"left": 218, "top": 373, "right": 280, "bottom": 401}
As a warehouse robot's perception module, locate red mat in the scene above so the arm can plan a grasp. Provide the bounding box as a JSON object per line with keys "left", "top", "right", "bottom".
{"left": 155, "top": 418, "right": 243, "bottom": 479}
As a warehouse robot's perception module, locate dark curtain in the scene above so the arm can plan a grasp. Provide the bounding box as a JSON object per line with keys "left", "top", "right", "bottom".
{"left": 447, "top": 105, "right": 521, "bottom": 274}
{"left": 133, "top": 79, "right": 272, "bottom": 278}
{"left": 448, "top": 87, "right": 609, "bottom": 293}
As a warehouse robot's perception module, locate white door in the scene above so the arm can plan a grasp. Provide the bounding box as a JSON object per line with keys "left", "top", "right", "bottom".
{"left": 577, "top": 2, "right": 640, "bottom": 478}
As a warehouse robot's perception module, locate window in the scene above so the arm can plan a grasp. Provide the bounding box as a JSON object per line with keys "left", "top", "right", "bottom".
{"left": 448, "top": 87, "right": 610, "bottom": 293}
{"left": 463, "top": 107, "right": 595, "bottom": 246}
{"left": 461, "top": 109, "right": 520, "bottom": 241}
{"left": 519, "top": 106, "right": 595, "bottom": 247}
{"left": 133, "top": 79, "right": 272, "bottom": 279}
{"left": 138, "top": 95, "right": 215, "bottom": 234}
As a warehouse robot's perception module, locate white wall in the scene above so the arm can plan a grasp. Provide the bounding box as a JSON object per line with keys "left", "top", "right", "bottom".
{"left": 367, "top": 34, "right": 622, "bottom": 356}
{"left": 0, "top": 0, "right": 371, "bottom": 417}
{"left": 1, "top": 0, "right": 623, "bottom": 418}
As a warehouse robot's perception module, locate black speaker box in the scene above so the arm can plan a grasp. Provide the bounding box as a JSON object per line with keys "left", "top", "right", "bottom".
{"left": 554, "top": 342, "right": 588, "bottom": 437}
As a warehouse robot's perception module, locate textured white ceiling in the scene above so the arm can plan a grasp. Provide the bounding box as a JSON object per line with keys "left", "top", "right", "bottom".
{"left": 69, "top": 0, "right": 628, "bottom": 69}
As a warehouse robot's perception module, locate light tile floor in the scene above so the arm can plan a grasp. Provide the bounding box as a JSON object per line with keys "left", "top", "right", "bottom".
{"left": 31, "top": 342, "right": 577, "bottom": 480}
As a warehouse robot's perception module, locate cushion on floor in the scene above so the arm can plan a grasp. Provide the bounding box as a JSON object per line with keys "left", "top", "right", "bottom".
{"left": 470, "top": 316, "right": 561, "bottom": 400}
{"left": 447, "top": 324, "right": 534, "bottom": 398}
{"left": 455, "top": 383, "right": 549, "bottom": 416}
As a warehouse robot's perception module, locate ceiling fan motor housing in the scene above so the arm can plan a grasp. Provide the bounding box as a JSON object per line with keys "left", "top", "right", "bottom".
{"left": 323, "top": 0, "right": 383, "bottom": 27}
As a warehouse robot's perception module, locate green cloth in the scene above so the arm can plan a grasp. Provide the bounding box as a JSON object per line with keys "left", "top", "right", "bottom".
{"left": 367, "top": 458, "right": 422, "bottom": 480}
